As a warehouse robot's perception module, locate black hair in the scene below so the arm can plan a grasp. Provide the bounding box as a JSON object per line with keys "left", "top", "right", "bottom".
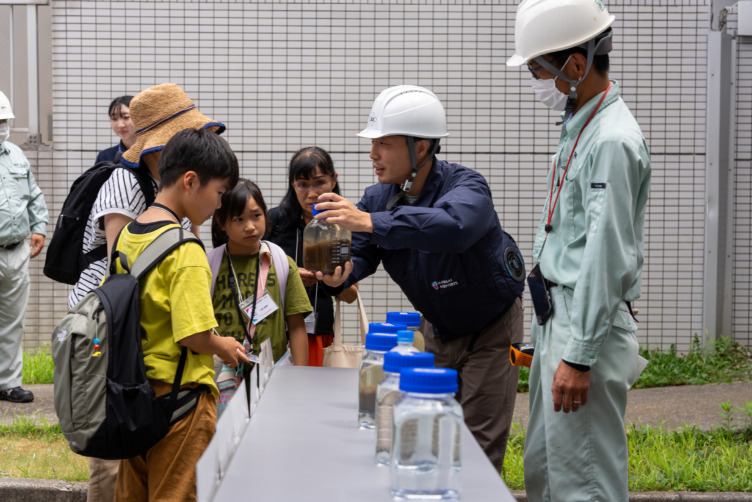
{"left": 211, "top": 178, "right": 270, "bottom": 248}
{"left": 108, "top": 96, "right": 133, "bottom": 119}
{"left": 270, "top": 146, "right": 340, "bottom": 237}
{"left": 547, "top": 28, "right": 612, "bottom": 78}
{"left": 547, "top": 47, "right": 609, "bottom": 77}
{"left": 157, "top": 127, "right": 240, "bottom": 190}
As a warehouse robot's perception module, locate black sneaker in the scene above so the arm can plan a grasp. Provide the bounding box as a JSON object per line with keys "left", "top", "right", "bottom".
{"left": 0, "top": 387, "right": 34, "bottom": 403}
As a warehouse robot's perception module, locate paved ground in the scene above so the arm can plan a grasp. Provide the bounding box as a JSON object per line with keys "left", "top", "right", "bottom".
{"left": 4, "top": 381, "right": 752, "bottom": 430}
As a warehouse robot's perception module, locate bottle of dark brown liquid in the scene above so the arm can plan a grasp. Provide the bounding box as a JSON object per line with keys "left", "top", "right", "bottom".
{"left": 303, "top": 204, "right": 352, "bottom": 274}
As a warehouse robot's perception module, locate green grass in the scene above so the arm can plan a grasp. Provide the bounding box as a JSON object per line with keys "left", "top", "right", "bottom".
{"left": 516, "top": 336, "right": 752, "bottom": 393}
{"left": 635, "top": 336, "right": 752, "bottom": 389}
{"left": 502, "top": 409, "right": 752, "bottom": 492}
{"left": 0, "top": 416, "right": 89, "bottom": 481}
{"left": 22, "top": 347, "right": 54, "bottom": 385}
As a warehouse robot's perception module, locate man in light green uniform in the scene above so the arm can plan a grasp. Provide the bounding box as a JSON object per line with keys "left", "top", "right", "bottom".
{"left": 0, "top": 91, "right": 48, "bottom": 403}
{"left": 507, "top": 1, "right": 651, "bottom": 500}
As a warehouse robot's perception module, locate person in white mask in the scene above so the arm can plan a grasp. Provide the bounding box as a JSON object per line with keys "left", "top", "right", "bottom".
{"left": 0, "top": 90, "right": 49, "bottom": 404}
{"left": 507, "top": 1, "right": 651, "bottom": 501}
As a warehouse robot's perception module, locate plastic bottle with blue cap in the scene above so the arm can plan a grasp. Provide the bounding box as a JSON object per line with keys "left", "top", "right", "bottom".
{"left": 390, "top": 330, "right": 420, "bottom": 355}
{"left": 390, "top": 367, "right": 463, "bottom": 500}
{"left": 358, "top": 330, "right": 398, "bottom": 429}
{"left": 375, "top": 351, "right": 435, "bottom": 465}
{"left": 302, "top": 203, "right": 351, "bottom": 274}
{"left": 386, "top": 311, "right": 425, "bottom": 352}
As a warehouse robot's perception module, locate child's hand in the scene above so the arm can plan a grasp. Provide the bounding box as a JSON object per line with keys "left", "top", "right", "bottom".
{"left": 218, "top": 337, "right": 250, "bottom": 368}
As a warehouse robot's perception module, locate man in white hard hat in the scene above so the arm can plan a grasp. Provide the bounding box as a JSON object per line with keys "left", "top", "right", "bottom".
{"left": 0, "top": 91, "right": 48, "bottom": 404}
{"left": 315, "top": 85, "right": 526, "bottom": 471}
{"left": 507, "top": 1, "right": 651, "bottom": 500}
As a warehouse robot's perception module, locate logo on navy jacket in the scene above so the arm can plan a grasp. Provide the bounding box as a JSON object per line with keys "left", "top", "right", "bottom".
{"left": 431, "top": 278, "right": 459, "bottom": 290}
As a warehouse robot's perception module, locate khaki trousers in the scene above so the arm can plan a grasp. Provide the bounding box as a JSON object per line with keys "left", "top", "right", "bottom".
{"left": 422, "top": 297, "right": 523, "bottom": 472}
{"left": 115, "top": 382, "right": 216, "bottom": 502}
{"left": 87, "top": 457, "right": 119, "bottom": 502}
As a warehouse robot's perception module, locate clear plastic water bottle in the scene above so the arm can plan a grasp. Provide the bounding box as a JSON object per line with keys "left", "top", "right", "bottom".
{"left": 386, "top": 312, "right": 424, "bottom": 352}
{"left": 390, "top": 368, "right": 463, "bottom": 501}
{"left": 358, "top": 332, "right": 398, "bottom": 429}
{"left": 368, "top": 321, "right": 406, "bottom": 335}
{"left": 386, "top": 311, "right": 421, "bottom": 331}
{"left": 376, "top": 351, "right": 435, "bottom": 466}
{"left": 302, "top": 204, "right": 351, "bottom": 274}
{"left": 390, "top": 330, "right": 420, "bottom": 355}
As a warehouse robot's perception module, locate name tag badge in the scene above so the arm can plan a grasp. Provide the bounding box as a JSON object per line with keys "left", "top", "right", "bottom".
{"left": 304, "top": 312, "right": 317, "bottom": 334}
{"left": 240, "top": 290, "right": 279, "bottom": 325}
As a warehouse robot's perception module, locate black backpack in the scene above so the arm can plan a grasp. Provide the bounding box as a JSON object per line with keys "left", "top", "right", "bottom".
{"left": 43, "top": 155, "right": 156, "bottom": 285}
{"left": 51, "top": 226, "right": 208, "bottom": 459}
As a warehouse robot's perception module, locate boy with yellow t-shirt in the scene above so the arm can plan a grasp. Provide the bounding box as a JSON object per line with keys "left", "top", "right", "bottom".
{"left": 112, "top": 128, "right": 247, "bottom": 502}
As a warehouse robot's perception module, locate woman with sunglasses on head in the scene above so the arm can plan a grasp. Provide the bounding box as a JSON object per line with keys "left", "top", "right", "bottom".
{"left": 269, "top": 146, "right": 358, "bottom": 366}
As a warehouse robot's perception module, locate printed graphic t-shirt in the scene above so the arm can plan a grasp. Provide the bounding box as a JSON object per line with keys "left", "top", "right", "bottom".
{"left": 212, "top": 251, "right": 311, "bottom": 362}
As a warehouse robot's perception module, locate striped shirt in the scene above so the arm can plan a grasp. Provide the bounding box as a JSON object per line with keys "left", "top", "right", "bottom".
{"left": 67, "top": 167, "right": 191, "bottom": 308}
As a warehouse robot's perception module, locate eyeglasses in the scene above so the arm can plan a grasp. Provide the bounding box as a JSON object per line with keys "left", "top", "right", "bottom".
{"left": 293, "top": 178, "right": 334, "bottom": 193}
{"left": 527, "top": 54, "right": 569, "bottom": 80}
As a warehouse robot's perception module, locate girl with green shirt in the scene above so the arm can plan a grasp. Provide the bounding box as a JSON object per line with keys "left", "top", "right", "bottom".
{"left": 209, "top": 179, "right": 311, "bottom": 413}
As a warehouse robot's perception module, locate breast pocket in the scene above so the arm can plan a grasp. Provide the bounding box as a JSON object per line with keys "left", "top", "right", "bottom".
{"left": 8, "top": 165, "right": 30, "bottom": 200}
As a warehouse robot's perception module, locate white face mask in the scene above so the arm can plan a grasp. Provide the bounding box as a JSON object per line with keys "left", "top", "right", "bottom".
{"left": 0, "top": 122, "right": 9, "bottom": 144}
{"left": 530, "top": 55, "right": 572, "bottom": 112}
{"left": 530, "top": 77, "right": 569, "bottom": 112}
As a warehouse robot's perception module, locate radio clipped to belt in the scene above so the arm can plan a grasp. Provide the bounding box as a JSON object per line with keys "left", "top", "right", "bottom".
{"left": 510, "top": 342, "right": 534, "bottom": 368}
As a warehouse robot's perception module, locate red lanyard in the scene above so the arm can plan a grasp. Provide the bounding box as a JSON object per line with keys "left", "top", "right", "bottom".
{"left": 545, "top": 82, "right": 612, "bottom": 234}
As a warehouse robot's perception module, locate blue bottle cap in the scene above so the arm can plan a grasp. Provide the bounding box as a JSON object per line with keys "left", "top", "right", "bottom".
{"left": 383, "top": 351, "right": 434, "bottom": 374}
{"left": 396, "top": 330, "right": 414, "bottom": 343}
{"left": 399, "top": 368, "right": 459, "bottom": 394}
{"left": 368, "top": 322, "right": 406, "bottom": 334}
{"left": 365, "top": 333, "right": 398, "bottom": 351}
{"left": 311, "top": 204, "right": 324, "bottom": 217}
{"left": 386, "top": 311, "right": 421, "bottom": 328}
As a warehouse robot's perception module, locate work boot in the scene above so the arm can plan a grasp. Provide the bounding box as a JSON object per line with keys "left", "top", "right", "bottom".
{"left": 0, "top": 386, "right": 34, "bottom": 403}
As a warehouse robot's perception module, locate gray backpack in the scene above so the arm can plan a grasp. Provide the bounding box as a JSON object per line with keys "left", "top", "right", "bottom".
{"left": 52, "top": 226, "right": 207, "bottom": 459}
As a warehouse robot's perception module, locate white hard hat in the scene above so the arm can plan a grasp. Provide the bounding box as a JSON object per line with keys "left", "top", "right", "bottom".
{"left": 0, "top": 91, "right": 14, "bottom": 120}
{"left": 357, "top": 85, "right": 449, "bottom": 139}
{"left": 506, "top": 0, "right": 615, "bottom": 67}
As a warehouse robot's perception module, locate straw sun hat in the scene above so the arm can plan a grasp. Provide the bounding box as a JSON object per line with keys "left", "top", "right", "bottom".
{"left": 120, "top": 83, "right": 226, "bottom": 168}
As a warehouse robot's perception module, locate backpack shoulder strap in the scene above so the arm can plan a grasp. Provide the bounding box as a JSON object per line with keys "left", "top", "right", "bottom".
{"left": 264, "top": 240, "right": 290, "bottom": 309}
{"left": 130, "top": 226, "right": 204, "bottom": 280}
{"left": 207, "top": 244, "right": 226, "bottom": 298}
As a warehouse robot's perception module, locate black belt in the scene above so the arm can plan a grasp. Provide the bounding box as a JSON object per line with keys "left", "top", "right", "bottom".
{"left": 0, "top": 241, "right": 21, "bottom": 250}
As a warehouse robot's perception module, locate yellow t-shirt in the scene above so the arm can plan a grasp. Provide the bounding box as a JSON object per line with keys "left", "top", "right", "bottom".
{"left": 113, "top": 221, "right": 219, "bottom": 397}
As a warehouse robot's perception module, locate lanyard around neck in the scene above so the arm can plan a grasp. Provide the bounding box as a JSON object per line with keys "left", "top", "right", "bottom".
{"left": 545, "top": 82, "right": 612, "bottom": 234}
{"left": 226, "top": 248, "right": 260, "bottom": 347}
{"left": 151, "top": 202, "right": 181, "bottom": 224}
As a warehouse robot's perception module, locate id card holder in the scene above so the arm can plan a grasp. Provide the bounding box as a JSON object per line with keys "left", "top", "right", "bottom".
{"left": 239, "top": 290, "right": 279, "bottom": 325}
{"left": 304, "top": 312, "right": 317, "bottom": 334}
{"left": 527, "top": 264, "right": 553, "bottom": 326}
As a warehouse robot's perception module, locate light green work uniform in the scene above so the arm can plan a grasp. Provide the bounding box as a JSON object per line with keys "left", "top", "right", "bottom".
{"left": 524, "top": 81, "right": 651, "bottom": 502}
{"left": 0, "top": 140, "right": 48, "bottom": 390}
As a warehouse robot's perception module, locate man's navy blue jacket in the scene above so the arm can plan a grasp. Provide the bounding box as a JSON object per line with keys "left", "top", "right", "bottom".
{"left": 346, "top": 158, "right": 525, "bottom": 342}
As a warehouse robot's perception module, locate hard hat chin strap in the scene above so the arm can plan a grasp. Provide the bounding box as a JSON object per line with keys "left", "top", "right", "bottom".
{"left": 402, "top": 137, "right": 441, "bottom": 193}
{"left": 535, "top": 36, "right": 599, "bottom": 125}
{"left": 385, "top": 137, "right": 441, "bottom": 210}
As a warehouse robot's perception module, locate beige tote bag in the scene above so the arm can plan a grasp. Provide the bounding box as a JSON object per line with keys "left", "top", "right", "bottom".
{"left": 323, "top": 291, "right": 368, "bottom": 369}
